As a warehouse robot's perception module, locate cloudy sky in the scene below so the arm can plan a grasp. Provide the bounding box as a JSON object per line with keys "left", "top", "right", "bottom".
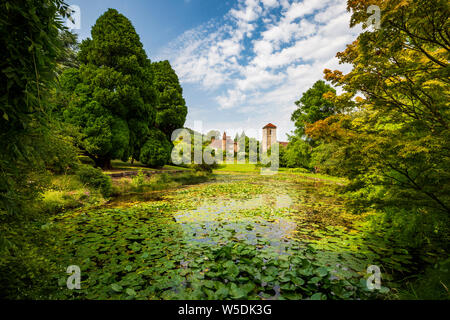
{"left": 73, "top": 0, "right": 362, "bottom": 140}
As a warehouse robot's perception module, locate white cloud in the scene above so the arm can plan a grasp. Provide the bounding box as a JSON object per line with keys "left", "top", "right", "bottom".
{"left": 261, "top": 0, "right": 279, "bottom": 9}
{"left": 216, "top": 89, "right": 247, "bottom": 109}
{"left": 230, "top": 0, "right": 263, "bottom": 22}
{"left": 158, "top": 0, "right": 362, "bottom": 140}
{"left": 236, "top": 66, "right": 285, "bottom": 92}
{"left": 284, "top": 0, "right": 332, "bottom": 22}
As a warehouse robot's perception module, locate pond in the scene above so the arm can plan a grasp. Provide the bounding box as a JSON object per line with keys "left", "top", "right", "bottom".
{"left": 49, "top": 173, "right": 410, "bottom": 300}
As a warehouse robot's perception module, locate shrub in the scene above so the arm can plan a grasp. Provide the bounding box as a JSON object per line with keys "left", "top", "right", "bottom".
{"left": 41, "top": 190, "right": 82, "bottom": 214}
{"left": 43, "top": 123, "right": 81, "bottom": 174}
{"left": 131, "top": 169, "right": 146, "bottom": 192}
{"left": 283, "top": 138, "right": 312, "bottom": 169}
{"left": 0, "top": 217, "right": 60, "bottom": 299}
{"left": 367, "top": 207, "right": 449, "bottom": 251}
{"left": 139, "top": 129, "right": 172, "bottom": 168}
{"left": 76, "top": 165, "right": 112, "bottom": 197}
{"left": 193, "top": 162, "right": 218, "bottom": 173}
{"left": 396, "top": 258, "right": 450, "bottom": 300}
{"left": 78, "top": 155, "right": 95, "bottom": 166}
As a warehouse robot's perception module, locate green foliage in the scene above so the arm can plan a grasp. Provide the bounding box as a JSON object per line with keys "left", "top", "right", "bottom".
{"left": 131, "top": 169, "right": 147, "bottom": 192}
{"left": 112, "top": 171, "right": 211, "bottom": 196}
{"left": 20, "top": 173, "right": 388, "bottom": 300}
{"left": 41, "top": 189, "right": 91, "bottom": 215}
{"left": 193, "top": 162, "right": 219, "bottom": 173}
{"left": 0, "top": 172, "right": 105, "bottom": 299}
{"left": 76, "top": 165, "right": 112, "bottom": 197}
{"left": 283, "top": 137, "right": 312, "bottom": 169}
{"left": 152, "top": 60, "right": 188, "bottom": 139}
{"left": 43, "top": 123, "right": 80, "bottom": 174}
{"left": 291, "top": 80, "right": 337, "bottom": 137}
{"left": 309, "top": 142, "right": 339, "bottom": 175}
{"left": 55, "top": 30, "right": 80, "bottom": 75}
{"left": 60, "top": 9, "right": 159, "bottom": 168}
{"left": 0, "top": 0, "right": 68, "bottom": 214}
{"left": 139, "top": 129, "right": 172, "bottom": 168}
{"left": 395, "top": 258, "right": 450, "bottom": 300}
{"left": 366, "top": 207, "right": 449, "bottom": 251}
{"left": 241, "top": 132, "right": 260, "bottom": 156}
{"left": 286, "top": 80, "right": 336, "bottom": 173}
{"left": 286, "top": 168, "right": 310, "bottom": 174}
{"left": 306, "top": 0, "right": 450, "bottom": 252}
{"left": 0, "top": 212, "right": 60, "bottom": 299}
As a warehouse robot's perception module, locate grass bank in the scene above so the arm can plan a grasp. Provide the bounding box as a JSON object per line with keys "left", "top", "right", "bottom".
{"left": 111, "top": 170, "right": 213, "bottom": 196}
{"left": 38, "top": 166, "right": 213, "bottom": 215}
{"left": 213, "top": 163, "right": 346, "bottom": 184}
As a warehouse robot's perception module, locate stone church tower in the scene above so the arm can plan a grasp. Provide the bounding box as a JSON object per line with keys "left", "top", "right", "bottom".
{"left": 222, "top": 132, "right": 227, "bottom": 151}
{"left": 262, "top": 123, "right": 277, "bottom": 153}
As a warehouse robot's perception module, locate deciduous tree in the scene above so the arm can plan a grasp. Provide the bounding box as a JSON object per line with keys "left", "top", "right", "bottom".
{"left": 307, "top": 0, "right": 449, "bottom": 246}
{"left": 291, "top": 80, "right": 337, "bottom": 137}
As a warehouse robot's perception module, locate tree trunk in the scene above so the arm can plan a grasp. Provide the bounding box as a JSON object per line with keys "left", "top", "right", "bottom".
{"left": 95, "top": 158, "right": 112, "bottom": 170}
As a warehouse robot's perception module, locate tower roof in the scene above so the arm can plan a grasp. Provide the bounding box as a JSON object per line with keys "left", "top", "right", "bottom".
{"left": 263, "top": 123, "right": 277, "bottom": 129}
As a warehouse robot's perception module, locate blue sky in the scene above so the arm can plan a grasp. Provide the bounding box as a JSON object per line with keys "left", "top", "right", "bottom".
{"left": 71, "top": 0, "right": 361, "bottom": 140}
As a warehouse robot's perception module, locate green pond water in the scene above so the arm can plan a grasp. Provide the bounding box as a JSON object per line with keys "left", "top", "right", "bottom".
{"left": 48, "top": 173, "right": 412, "bottom": 300}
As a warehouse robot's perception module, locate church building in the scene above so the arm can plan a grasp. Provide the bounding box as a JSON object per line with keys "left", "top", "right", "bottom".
{"left": 209, "top": 132, "right": 239, "bottom": 153}
{"left": 209, "top": 123, "right": 287, "bottom": 154}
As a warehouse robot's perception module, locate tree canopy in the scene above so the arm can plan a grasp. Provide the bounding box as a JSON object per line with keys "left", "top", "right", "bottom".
{"left": 0, "top": 0, "right": 69, "bottom": 213}
{"left": 60, "top": 9, "right": 172, "bottom": 168}
{"left": 304, "top": 0, "right": 449, "bottom": 247}
{"left": 152, "top": 60, "right": 188, "bottom": 140}
{"left": 291, "top": 80, "right": 337, "bottom": 137}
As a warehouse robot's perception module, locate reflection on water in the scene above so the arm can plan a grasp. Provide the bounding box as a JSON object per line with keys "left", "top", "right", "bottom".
{"left": 174, "top": 194, "right": 297, "bottom": 247}
{"left": 108, "top": 173, "right": 347, "bottom": 251}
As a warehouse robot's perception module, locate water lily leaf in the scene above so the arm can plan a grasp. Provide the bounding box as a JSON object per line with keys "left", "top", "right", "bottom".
{"left": 111, "top": 283, "right": 123, "bottom": 292}
{"left": 310, "top": 292, "right": 325, "bottom": 300}
{"left": 309, "top": 277, "right": 321, "bottom": 284}
{"left": 316, "top": 267, "right": 329, "bottom": 277}
{"left": 126, "top": 288, "right": 136, "bottom": 296}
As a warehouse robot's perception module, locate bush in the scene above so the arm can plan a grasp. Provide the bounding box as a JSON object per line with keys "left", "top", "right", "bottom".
{"left": 0, "top": 217, "right": 60, "bottom": 299}
{"left": 76, "top": 165, "right": 112, "bottom": 197}
{"left": 396, "top": 258, "right": 450, "bottom": 300}
{"left": 139, "top": 129, "right": 172, "bottom": 168}
{"left": 193, "top": 162, "right": 219, "bottom": 173}
{"left": 367, "top": 207, "right": 450, "bottom": 251}
{"left": 41, "top": 190, "right": 83, "bottom": 214}
{"left": 283, "top": 138, "right": 312, "bottom": 169}
{"left": 43, "top": 123, "right": 81, "bottom": 174}
{"left": 131, "top": 169, "right": 146, "bottom": 192}
{"left": 44, "top": 137, "right": 79, "bottom": 174}
{"left": 78, "top": 155, "right": 95, "bottom": 166}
